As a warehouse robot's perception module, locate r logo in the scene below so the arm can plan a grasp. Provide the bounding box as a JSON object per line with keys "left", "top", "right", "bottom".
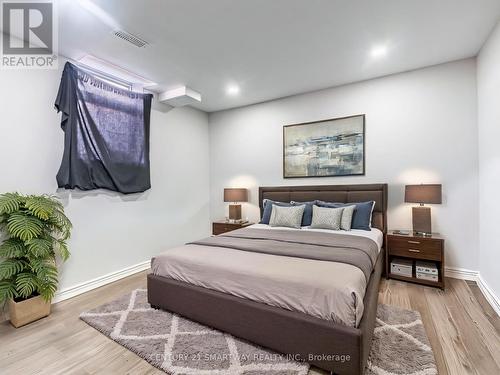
{"left": 2, "top": 1, "right": 53, "bottom": 55}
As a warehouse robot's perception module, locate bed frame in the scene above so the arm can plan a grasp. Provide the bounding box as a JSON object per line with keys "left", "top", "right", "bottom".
{"left": 148, "top": 183, "right": 388, "bottom": 374}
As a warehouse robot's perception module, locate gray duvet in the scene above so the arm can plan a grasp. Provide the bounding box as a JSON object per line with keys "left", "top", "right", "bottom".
{"left": 152, "top": 227, "right": 380, "bottom": 327}
{"left": 191, "top": 228, "right": 378, "bottom": 282}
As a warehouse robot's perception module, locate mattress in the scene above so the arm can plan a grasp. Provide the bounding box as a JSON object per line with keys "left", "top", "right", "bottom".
{"left": 151, "top": 225, "right": 383, "bottom": 327}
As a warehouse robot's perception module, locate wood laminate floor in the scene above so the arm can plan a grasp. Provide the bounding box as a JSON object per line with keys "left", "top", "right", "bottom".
{"left": 1, "top": 273, "right": 499, "bottom": 375}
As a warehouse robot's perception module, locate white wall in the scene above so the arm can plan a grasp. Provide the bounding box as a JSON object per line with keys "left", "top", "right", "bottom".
{"left": 477, "top": 22, "right": 500, "bottom": 300}
{"left": 209, "top": 59, "right": 478, "bottom": 271}
{"left": 0, "top": 54, "right": 489, "bottom": 298}
{"left": 0, "top": 61, "right": 211, "bottom": 293}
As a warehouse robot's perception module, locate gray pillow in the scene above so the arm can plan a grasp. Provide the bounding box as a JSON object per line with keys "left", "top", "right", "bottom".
{"left": 340, "top": 205, "right": 356, "bottom": 231}
{"left": 310, "top": 205, "right": 344, "bottom": 230}
{"left": 269, "top": 204, "right": 305, "bottom": 229}
{"left": 260, "top": 199, "right": 291, "bottom": 224}
{"left": 316, "top": 200, "right": 375, "bottom": 231}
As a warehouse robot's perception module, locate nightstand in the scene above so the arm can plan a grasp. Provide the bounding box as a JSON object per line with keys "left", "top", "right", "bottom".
{"left": 212, "top": 220, "right": 254, "bottom": 235}
{"left": 385, "top": 231, "right": 445, "bottom": 289}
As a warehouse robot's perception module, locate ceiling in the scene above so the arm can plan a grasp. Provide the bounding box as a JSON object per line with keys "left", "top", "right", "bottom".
{"left": 57, "top": 0, "right": 500, "bottom": 112}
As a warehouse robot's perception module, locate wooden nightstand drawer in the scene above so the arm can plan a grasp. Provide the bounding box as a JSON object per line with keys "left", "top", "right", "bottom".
{"left": 389, "top": 244, "right": 442, "bottom": 261}
{"left": 387, "top": 237, "right": 442, "bottom": 261}
{"left": 213, "top": 224, "right": 235, "bottom": 235}
{"left": 212, "top": 221, "right": 253, "bottom": 235}
{"left": 388, "top": 237, "right": 442, "bottom": 251}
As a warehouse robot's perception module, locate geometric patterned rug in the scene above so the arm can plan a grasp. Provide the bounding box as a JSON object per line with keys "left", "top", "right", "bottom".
{"left": 366, "top": 304, "right": 437, "bottom": 375}
{"left": 80, "top": 289, "right": 437, "bottom": 375}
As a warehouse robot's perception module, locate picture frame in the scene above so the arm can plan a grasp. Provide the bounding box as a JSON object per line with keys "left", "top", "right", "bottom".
{"left": 283, "top": 114, "right": 365, "bottom": 178}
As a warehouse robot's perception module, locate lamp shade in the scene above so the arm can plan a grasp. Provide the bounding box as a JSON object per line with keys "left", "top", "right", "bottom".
{"left": 405, "top": 184, "right": 442, "bottom": 204}
{"left": 224, "top": 188, "right": 248, "bottom": 203}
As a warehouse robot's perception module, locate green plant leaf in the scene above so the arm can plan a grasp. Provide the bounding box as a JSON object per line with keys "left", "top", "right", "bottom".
{"left": 0, "top": 259, "right": 25, "bottom": 279}
{"left": 0, "top": 238, "right": 26, "bottom": 258}
{"left": 25, "top": 195, "right": 56, "bottom": 221}
{"left": 25, "top": 237, "right": 53, "bottom": 258}
{"left": 54, "top": 239, "right": 70, "bottom": 261}
{"left": 0, "top": 193, "right": 70, "bottom": 302}
{"left": 0, "top": 280, "right": 16, "bottom": 302}
{"left": 37, "top": 281, "right": 57, "bottom": 302}
{"left": 7, "top": 213, "right": 43, "bottom": 241}
{"left": 49, "top": 208, "right": 72, "bottom": 240}
{"left": 31, "top": 259, "right": 57, "bottom": 280}
{"left": 37, "top": 263, "right": 58, "bottom": 284}
{"left": 35, "top": 262, "right": 58, "bottom": 302}
{"left": 46, "top": 195, "right": 64, "bottom": 211}
{"left": 29, "top": 258, "right": 44, "bottom": 273}
{"left": 0, "top": 193, "right": 22, "bottom": 215}
{"left": 15, "top": 272, "right": 37, "bottom": 298}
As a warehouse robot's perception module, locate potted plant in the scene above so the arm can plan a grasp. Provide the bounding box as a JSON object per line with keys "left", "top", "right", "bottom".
{"left": 0, "top": 193, "right": 71, "bottom": 327}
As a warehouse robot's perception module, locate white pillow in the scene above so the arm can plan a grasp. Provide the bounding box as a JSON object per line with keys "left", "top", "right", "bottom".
{"left": 310, "top": 205, "right": 344, "bottom": 230}
{"left": 269, "top": 204, "right": 305, "bottom": 229}
{"left": 340, "top": 205, "right": 356, "bottom": 231}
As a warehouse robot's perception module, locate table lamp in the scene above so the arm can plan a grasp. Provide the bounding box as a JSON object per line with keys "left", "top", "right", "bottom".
{"left": 224, "top": 188, "right": 248, "bottom": 222}
{"left": 405, "top": 184, "right": 442, "bottom": 236}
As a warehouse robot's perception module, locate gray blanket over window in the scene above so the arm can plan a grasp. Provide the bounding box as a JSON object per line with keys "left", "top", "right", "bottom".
{"left": 54, "top": 62, "right": 153, "bottom": 194}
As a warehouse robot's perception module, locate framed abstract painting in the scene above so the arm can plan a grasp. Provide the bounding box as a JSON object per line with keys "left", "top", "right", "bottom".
{"left": 283, "top": 114, "right": 365, "bottom": 178}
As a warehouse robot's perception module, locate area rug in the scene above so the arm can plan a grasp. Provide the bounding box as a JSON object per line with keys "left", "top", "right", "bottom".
{"left": 80, "top": 289, "right": 437, "bottom": 375}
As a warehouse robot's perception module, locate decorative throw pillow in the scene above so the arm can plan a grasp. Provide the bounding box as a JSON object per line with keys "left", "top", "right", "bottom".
{"left": 316, "top": 200, "right": 375, "bottom": 231}
{"left": 340, "top": 205, "right": 356, "bottom": 231}
{"left": 269, "top": 204, "right": 305, "bottom": 229}
{"left": 310, "top": 205, "right": 344, "bottom": 230}
{"left": 260, "top": 199, "right": 291, "bottom": 224}
{"left": 290, "top": 200, "right": 317, "bottom": 226}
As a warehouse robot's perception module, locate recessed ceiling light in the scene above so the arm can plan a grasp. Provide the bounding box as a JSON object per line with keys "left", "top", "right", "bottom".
{"left": 370, "top": 45, "right": 388, "bottom": 58}
{"left": 226, "top": 84, "right": 240, "bottom": 96}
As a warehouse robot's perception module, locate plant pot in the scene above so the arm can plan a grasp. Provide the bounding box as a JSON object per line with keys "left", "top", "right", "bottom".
{"left": 8, "top": 295, "right": 51, "bottom": 328}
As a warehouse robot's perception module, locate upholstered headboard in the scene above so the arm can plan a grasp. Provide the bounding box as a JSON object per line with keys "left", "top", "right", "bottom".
{"left": 258, "top": 184, "right": 388, "bottom": 233}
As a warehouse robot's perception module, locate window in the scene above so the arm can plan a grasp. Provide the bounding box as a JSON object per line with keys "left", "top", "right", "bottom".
{"left": 54, "top": 62, "right": 153, "bottom": 194}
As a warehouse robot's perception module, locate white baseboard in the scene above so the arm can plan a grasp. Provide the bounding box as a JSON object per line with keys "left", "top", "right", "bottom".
{"left": 446, "top": 266, "right": 499, "bottom": 316}
{"left": 53, "top": 260, "right": 150, "bottom": 303}
{"left": 445, "top": 266, "right": 479, "bottom": 280}
{"left": 476, "top": 275, "right": 500, "bottom": 316}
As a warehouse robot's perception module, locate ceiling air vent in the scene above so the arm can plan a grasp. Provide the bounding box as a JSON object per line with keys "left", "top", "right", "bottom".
{"left": 112, "top": 30, "right": 149, "bottom": 48}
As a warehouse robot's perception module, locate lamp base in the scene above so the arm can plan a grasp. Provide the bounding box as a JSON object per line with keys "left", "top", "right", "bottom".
{"left": 412, "top": 206, "right": 432, "bottom": 235}
{"left": 229, "top": 204, "right": 242, "bottom": 221}
{"left": 414, "top": 231, "right": 433, "bottom": 237}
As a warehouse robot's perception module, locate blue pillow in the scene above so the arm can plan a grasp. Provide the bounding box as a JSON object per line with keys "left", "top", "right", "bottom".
{"left": 316, "top": 200, "right": 375, "bottom": 231}
{"left": 260, "top": 199, "right": 292, "bottom": 224}
{"left": 291, "top": 200, "right": 316, "bottom": 226}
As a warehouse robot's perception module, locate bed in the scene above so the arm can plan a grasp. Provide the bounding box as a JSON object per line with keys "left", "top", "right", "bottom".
{"left": 148, "top": 184, "right": 388, "bottom": 374}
